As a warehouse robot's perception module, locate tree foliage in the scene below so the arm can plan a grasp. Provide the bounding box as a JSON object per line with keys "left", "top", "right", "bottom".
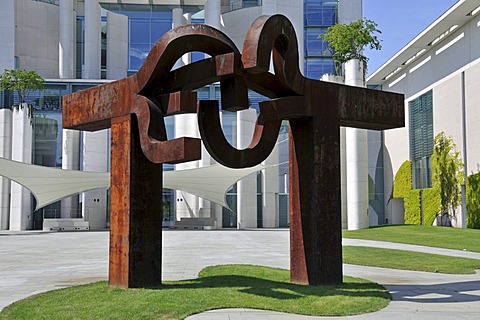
{"left": 320, "top": 19, "right": 382, "bottom": 77}
{"left": 431, "top": 132, "right": 463, "bottom": 217}
{"left": 0, "top": 69, "right": 45, "bottom": 105}
{"left": 467, "top": 172, "right": 480, "bottom": 229}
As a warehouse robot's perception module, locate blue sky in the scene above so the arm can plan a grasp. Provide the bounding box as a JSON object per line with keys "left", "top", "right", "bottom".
{"left": 363, "top": 0, "right": 458, "bottom": 76}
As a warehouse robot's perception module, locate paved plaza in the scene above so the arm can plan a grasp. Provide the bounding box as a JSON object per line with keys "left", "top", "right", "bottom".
{"left": 1, "top": 229, "right": 479, "bottom": 319}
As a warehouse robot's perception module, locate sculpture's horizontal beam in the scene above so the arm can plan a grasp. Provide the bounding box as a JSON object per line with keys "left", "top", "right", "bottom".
{"left": 335, "top": 83, "right": 405, "bottom": 130}
{"left": 62, "top": 77, "right": 197, "bottom": 131}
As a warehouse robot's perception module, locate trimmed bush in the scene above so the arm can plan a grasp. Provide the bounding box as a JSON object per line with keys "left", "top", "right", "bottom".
{"left": 467, "top": 172, "right": 480, "bottom": 229}
{"left": 404, "top": 189, "right": 421, "bottom": 225}
{"left": 422, "top": 188, "right": 441, "bottom": 226}
{"left": 393, "top": 160, "right": 412, "bottom": 198}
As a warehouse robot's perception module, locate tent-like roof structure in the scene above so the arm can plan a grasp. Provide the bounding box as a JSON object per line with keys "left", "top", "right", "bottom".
{"left": 0, "top": 157, "right": 266, "bottom": 210}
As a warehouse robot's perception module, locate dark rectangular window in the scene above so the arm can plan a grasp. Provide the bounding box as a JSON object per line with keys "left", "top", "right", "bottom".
{"left": 409, "top": 90, "right": 433, "bottom": 188}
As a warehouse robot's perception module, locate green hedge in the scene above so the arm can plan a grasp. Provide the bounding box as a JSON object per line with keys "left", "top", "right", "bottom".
{"left": 404, "top": 189, "right": 421, "bottom": 225}
{"left": 391, "top": 160, "right": 480, "bottom": 228}
{"left": 393, "top": 161, "right": 412, "bottom": 198}
{"left": 393, "top": 161, "right": 440, "bottom": 226}
{"left": 422, "top": 188, "right": 441, "bottom": 226}
{"left": 467, "top": 172, "right": 480, "bottom": 229}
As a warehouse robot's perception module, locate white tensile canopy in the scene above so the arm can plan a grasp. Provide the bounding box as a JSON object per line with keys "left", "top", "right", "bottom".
{"left": 0, "top": 157, "right": 266, "bottom": 210}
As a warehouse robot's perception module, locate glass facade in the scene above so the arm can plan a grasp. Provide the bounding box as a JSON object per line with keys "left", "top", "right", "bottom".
{"left": 303, "top": 0, "right": 337, "bottom": 79}
{"left": 1, "top": 1, "right": 346, "bottom": 229}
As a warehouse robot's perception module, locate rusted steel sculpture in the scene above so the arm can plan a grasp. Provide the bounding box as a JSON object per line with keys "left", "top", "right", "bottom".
{"left": 63, "top": 15, "right": 404, "bottom": 288}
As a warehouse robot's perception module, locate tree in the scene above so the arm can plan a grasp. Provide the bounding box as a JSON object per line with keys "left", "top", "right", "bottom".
{"left": 0, "top": 69, "right": 45, "bottom": 122}
{"left": 320, "top": 18, "right": 382, "bottom": 78}
{"left": 431, "top": 132, "right": 463, "bottom": 222}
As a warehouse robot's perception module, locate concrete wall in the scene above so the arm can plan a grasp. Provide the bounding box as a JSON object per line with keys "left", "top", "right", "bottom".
{"left": 0, "top": 0, "right": 15, "bottom": 71}
{"left": 465, "top": 62, "right": 480, "bottom": 174}
{"left": 15, "top": 1, "right": 59, "bottom": 78}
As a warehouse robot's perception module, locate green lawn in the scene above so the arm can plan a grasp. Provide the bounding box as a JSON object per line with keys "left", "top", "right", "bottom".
{"left": 344, "top": 246, "right": 480, "bottom": 274}
{"left": 343, "top": 225, "right": 480, "bottom": 252}
{"left": 0, "top": 265, "right": 390, "bottom": 320}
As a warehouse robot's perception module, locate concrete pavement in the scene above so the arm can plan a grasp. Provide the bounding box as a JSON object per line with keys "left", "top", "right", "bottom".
{"left": 0, "top": 229, "right": 479, "bottom": 319}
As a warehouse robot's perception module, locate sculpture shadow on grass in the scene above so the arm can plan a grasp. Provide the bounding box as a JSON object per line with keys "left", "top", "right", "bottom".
{"left": 160, "top": 273, "right": 391, "bottom": 301}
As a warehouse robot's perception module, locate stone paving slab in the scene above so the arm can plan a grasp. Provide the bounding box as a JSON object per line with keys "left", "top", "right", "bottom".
{"left": 1, "top": 229, "right": 479, "bottom": 320}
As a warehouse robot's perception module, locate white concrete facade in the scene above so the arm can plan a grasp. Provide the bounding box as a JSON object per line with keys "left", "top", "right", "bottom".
{"left": 0, "top": 0, "right": 16, "bottom": 71}
{"left": 367, "top": 0, "right": 480, "bottom": 227}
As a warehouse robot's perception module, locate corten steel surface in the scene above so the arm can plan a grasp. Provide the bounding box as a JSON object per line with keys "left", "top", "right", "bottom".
{"left": 62, "top": 14, "right": 404, "bottom": 288}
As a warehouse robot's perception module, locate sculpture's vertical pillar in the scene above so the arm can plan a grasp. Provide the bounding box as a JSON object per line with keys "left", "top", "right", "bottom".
{"left": 109, "top": 114, "right": 163, "bottom": 288}
{"left": 290, "top": 93, "right": 342, "bottom": 285}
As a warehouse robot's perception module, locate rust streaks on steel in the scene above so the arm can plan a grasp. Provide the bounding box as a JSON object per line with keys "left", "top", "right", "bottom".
{"left": 62, "top": 14, "right": 405, "bottom": 288}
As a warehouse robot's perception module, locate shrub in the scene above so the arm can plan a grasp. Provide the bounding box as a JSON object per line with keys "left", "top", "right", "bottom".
{"left": 422, "top": 188, "right": 441, "bottom": 226}
{"left": 467, "top": 172, "right": 480, "bottom": 229}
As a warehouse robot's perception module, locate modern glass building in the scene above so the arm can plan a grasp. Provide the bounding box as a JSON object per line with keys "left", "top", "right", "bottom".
{"left": 1, "top": 0, "right": 365, "bottom": 231}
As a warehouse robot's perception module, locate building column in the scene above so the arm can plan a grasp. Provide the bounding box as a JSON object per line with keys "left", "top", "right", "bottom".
{"left": 204, "top": 0, "right": 221, "bottom": 29}
{"left": 0, "top": 109, "right": 12, "bottom": 230}
{"left": 345, "top": 59, "right": 369, "bottom": 230}
{"left": 236, "top": 109, "right": 257, "bottom": 229}
{"left": 59, "top": 0, "right": 75, "bottom": 79}
{"left": 106, "top": 11, "right": 128, "bottom": 80}
{"left": 60, "top": 0, "right": 80, "bottom": 219}
{"left": 82, "top": 130, "right": 109, "bottom": 229}
{"left": 61, "top": 129, "right": 80, "bottom": 218}
{"left": 172, "top": 8, "right": 199, "bottom": 222}
{"left": 10, "top": 107, "right": 32, "bottom": 231}
{"left": 83, "top": 0, "right": 101, "bottom": 79}
{"left": 262, "top": 145, "right": 279, "bottom": 228}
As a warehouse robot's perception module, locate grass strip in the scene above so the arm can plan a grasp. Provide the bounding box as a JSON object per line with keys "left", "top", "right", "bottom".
{"left": 343, "top": 225, "right": 480, "bottom": 253}
{"left": 0, "top": 265, "right": 389, "bottom": 320}
{"left": 344, "top": 246, "right": 480, "bottom": 274}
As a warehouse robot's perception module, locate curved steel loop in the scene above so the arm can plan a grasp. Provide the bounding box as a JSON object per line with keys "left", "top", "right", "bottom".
{"left": 131, "top": 95, "right": 201, "bottom": 164}
{"left": 136, "top": 24, "right": 240, "bottom": 101}
{"left": 198, "top": 100, "right": 281, "bottom": 169}
{"left": 242, "top": 14, "right": 305, "bottom": 95}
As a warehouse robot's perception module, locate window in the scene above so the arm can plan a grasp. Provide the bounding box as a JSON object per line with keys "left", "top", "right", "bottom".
{"left": 409, "top": 90, "right": 433, "bottom": 188}
{"left": 304, "top": 0, "right": 337, "bottom": 26}
{"left": 304, "top": 58, "right": 335, "bottom": 79}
